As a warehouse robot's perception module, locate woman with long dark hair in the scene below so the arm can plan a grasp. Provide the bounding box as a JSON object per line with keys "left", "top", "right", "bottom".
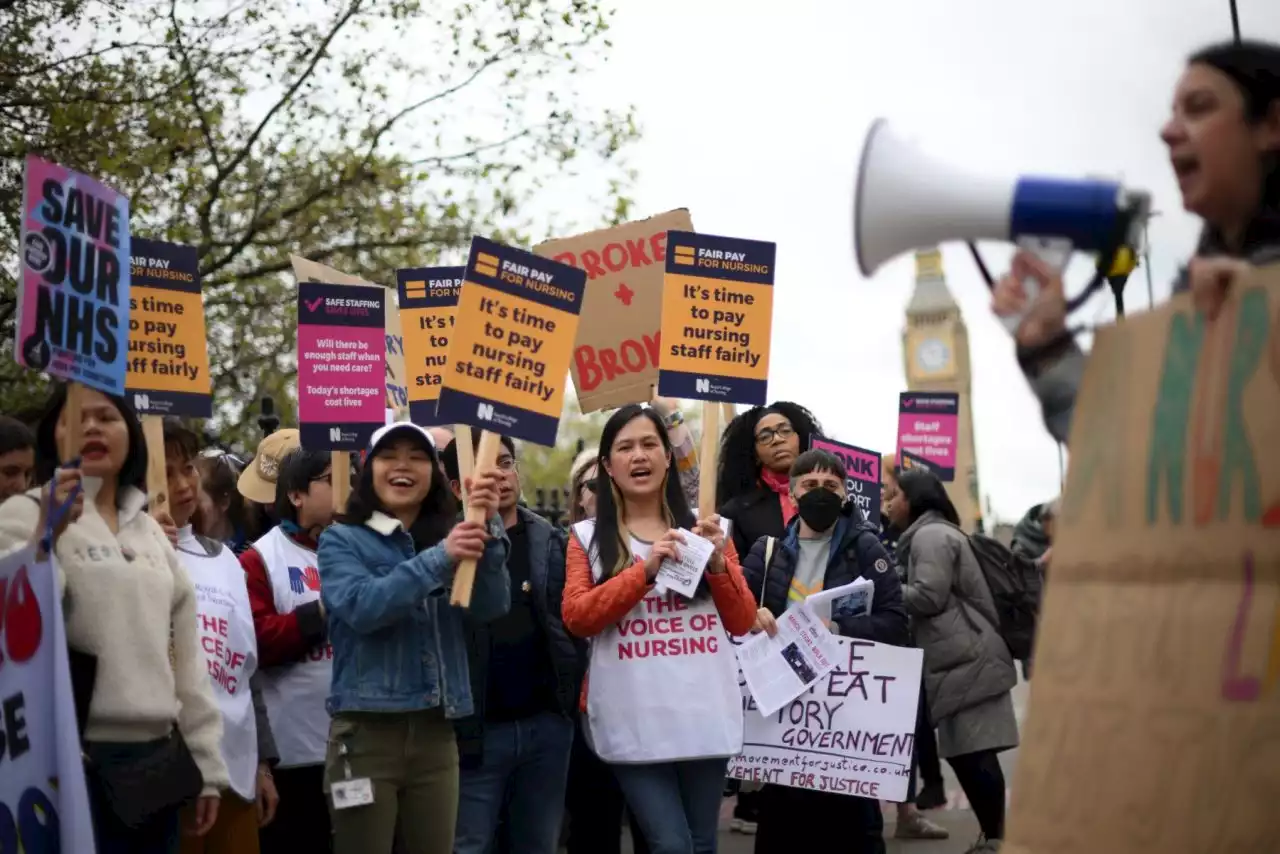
{"left": 884, "top": 467, "right": 1018, "bottom": 853}
{"left": 995, "top": 39, "right": 1280, "bottom": 448}
{"left": 197, "top": 449, "right": 256, "bottom": 554}
{"left": 317, "top": 422, "right": 510, "bottom": 854}
{"left": 0, "top": 385, "right": 228, "bottom": 853}
{"left": 562, "top": 404, "right": 757, "bottom": 854}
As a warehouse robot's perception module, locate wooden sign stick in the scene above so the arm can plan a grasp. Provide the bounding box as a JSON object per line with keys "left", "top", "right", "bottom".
{"left": 141, "top": 415, "right": 169, "bottom": 516}
{"left": 698, "top": 400, "right": 721, "bottom": 519}
{"left": 450, "top": 429, "right": 501, "bottom": 608}
{"left": 58, "top": 383, "right": 85, "bottom": 465}
{"left": 331, "top": 451, "right": 351, "bottom": 514}
{"left": 454, "top": 424, "right": 475, "bottom": 506}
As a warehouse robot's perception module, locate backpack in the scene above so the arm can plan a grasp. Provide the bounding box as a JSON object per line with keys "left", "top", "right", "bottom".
{"left": 966, "top": 533, "right": 1043, "bottom": 661}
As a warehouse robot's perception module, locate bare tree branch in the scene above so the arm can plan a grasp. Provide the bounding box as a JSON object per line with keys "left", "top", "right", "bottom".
{"left": 169, "top": 0, "right": 222, "bottom": 174}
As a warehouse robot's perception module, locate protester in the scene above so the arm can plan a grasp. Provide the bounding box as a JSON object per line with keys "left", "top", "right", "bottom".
{"left": 561, "top": 447, "right": 650, "bottom": 854}
{"left": 716, "top": 402, "right": 823, "bottom": 561}
{"left": 715, "top": 401, "right": 822, "bottom": 833}
{"left": 1011, "top": 498, "right": 1057, "bottom": 571}
{"left": 740, "top": 448, "right": 921, "bottom": 852}
{"left": 241, "top": 446, "right": 334, "bottom": 854}
{"left": 198, "top": 448, "right": 255, "bottom": 554}
{"left": 0, "top": 385, "right": 227, "bottom": 853}
{"left": 881, "top": 462, "right": 948, "bottom": 821}
{"left": 428, "top": 426, "right": 456, "bottom": 479}
{"left": 0, "top": 414, "right": 35, "bottom": 504}
{"left": 994, "top": 39, "right": 1280, "bottom": 445}
{"left": 162, "top": 420, "right": 281, "bottom": 854}
{"left": 885, "top": 467, "right": 1018, "bottom": 852}
{"left": 318, "top": 422, "right": 510, "bottom": 854}
{"left": 563, "top": 404, "right": 757, "bottom": 854}
{"left": 439, "top": 433, "right": 580, "bottom": 854}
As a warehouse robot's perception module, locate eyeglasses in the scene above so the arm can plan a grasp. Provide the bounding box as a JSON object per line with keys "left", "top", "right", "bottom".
{"left": 496, "top": 457, "right": 518, "bottom": 472}
{"left": 312, "top": 472, "right": 332, "bottom": 485}
{"left": 582, "top": 478, "right": 599, "bottom": 494}
{"left": 754, "top": 423, "right": 795, "bottom": 446}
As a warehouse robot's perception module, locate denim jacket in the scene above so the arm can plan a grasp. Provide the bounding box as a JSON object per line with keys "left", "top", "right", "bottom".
{"left": 318, "top": 512, "right": 511, "bottom": 718}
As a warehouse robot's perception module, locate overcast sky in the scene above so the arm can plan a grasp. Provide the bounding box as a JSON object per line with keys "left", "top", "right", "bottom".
{"left": 554, "top": 0, "right": 1280, "bottom": 522}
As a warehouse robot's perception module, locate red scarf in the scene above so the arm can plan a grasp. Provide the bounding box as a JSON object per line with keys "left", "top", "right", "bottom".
{"left": 759, "top": 467, "right": 797, "bottom": 525}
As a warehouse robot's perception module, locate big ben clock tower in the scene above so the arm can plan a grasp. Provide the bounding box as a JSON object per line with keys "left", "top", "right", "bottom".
{"left": 902, "top": 248, "right": 982, "bottom": 531}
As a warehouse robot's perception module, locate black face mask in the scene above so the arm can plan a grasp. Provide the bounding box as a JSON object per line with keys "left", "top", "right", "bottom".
{"left": 797, "top": 489, "right": 843, "bottom": 532}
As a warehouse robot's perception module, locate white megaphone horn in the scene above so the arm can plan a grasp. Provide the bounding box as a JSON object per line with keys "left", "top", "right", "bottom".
{"left": 854, "top": 119, "right": 1151, "bottom": 331}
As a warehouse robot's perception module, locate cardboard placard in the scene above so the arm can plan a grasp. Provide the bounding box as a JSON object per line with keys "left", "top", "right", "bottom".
{"left": 17, "top": 154, "right": 131, "bottom": 395}
{"left": 396, "top": 266, "right": 463, "bottom": 425}
{"left": 290, "top": 256, "right": 408, "bottom": 414}
{"left": 535, "top": 209, "right": 693, "bottom": 412}
{"left": 436, "top": 237, "right": 587, "bottom": 446}
{"left": 126, "top": 238, "right": 212, "bottom": 417}
{"left": 657, "top": 230, "right": 775, "bottom": 406}
{"left": 896, "top": 391, "right": 958, "bottom": 482}
{"left": 296, "top": 282, "right": 387, "bottom": 451}
{"left": 1003, "top": 269, "right": 1280, "bottom": 853}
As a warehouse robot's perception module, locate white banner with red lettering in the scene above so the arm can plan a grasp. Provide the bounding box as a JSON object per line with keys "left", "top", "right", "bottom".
{"left": 0, "top": 547, "right": 96, "bottom": 853}
{"left": 727, "top": 636, "right": 923, "bottom": 802}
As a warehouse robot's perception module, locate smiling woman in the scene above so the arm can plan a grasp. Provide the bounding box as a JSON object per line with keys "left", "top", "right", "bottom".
{"left": 317, "top": 422, "right": 511, "bottom": 854}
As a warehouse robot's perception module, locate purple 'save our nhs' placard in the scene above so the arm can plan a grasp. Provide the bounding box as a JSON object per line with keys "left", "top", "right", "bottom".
{"left": 297, "top": 282, "right": 387, "bottom": 451}
{"left": 896, "top": 392, "right": 959, "bottom": 482}
{"left": 810, "top": 435, "right": 882, "bottom": 528}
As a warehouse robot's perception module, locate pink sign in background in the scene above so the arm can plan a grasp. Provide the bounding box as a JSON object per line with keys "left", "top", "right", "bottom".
{"left": 895, "top": 392, "right": 959, "bottom": 482}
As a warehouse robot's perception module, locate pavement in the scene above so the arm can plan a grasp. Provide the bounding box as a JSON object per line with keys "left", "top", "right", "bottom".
{"left": 618, "top": 677, "right": 1032, "bottom": 854}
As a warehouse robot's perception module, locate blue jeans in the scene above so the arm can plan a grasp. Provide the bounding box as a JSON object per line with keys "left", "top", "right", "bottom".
{"left": 454, "top": 711, "right": 575, "bottom": 854}
{"left": 612, "top": 758, "right": 728, "bottom": 854}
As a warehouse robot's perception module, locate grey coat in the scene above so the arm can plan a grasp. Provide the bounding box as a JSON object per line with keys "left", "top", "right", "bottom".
{"left": 897, "top": 511, "right": 1018, "bottom": 755}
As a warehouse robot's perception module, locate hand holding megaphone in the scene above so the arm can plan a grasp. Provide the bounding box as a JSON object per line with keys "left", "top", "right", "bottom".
{"left": 991, "top": 251, "right": 1069, "bottom": 348}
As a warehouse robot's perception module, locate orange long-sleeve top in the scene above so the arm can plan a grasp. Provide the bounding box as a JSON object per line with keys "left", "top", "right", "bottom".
{"left": 561, "top": 532, "right": 758, "bottom": 640}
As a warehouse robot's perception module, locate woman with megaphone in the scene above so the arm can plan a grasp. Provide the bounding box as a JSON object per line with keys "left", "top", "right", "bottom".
{"left": 995, "top": 39, "right": 1280, "bottom": 444}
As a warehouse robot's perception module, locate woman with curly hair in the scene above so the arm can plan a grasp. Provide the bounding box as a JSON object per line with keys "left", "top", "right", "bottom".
{"left": 715, "top": 402, "right": 823, "bottom": 567}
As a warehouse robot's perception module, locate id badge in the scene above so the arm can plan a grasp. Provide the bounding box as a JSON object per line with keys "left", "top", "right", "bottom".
{"left": 331, "top": 777, "right": 374, "bottom": 809}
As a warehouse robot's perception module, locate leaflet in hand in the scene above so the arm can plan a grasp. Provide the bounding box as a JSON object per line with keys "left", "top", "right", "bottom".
{"left": 734, "top": 603, "right": 842, "bottom": 716}
{"left": 805, "top": 577, "right": 874, "bottom": 624}
{"left": 654, "top": 528, "right": 716, "bottom": 599}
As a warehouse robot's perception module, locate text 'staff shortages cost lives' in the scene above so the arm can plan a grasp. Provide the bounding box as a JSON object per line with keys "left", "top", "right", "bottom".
{"left": 16, "top": 154, "right": 131, "bottom": 395}
{"left": 658, "top": 230, "right": 775, "bottom": 406}
{"left": 397, "top": 266, "right": 463, "bottom": 426}
{"left": 125, "top": 238, "right": 212, "bottom": 417}
{"left": 810, "top": 435, "right": 882, "bottom": 529}
{"left": 436, "top": 237, "right": 587, "bottom": 447}
{"left": 297, "top": 282, "right": 388, "bottom": 451}
{"left": 896, "top": 392, "right": 959, "bottom": 482}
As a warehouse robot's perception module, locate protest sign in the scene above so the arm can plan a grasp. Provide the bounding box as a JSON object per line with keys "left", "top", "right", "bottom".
{"left": 436, "top": 237, "right": 587, "bottom": 446}
{"left": 290, "top": 256, "right": 408, "bottom": 413}
{"left": 896, "top": 392, "right": 958, "bottom": 482}
{"left": 0, "top": 547, "right": 97, "bottom": 854}
{"left": 535, "top": 209, "right": 693, "bottom": 412}
{"left": 1003, "top": 269, "right": 1280, "bottom": 853}
{"left": 296, "top": 282, "right": 387, "bottom": 451}
{"left": 125, "top": 238, "right": 211, "bottom": 417}
{"left": 811, "top": 435, "right": 882, "bottom": 528}
{"left": 396, "top": 266, "right": 462, "bottom": 425}
{"left": 16, "top": 154, "right": 130, "bottom": 396}
{"left": 728, "top": 637, "right": 923, "bottom": 803}
{"left": 658, "top": 231, "right": 775, "bottom": 406}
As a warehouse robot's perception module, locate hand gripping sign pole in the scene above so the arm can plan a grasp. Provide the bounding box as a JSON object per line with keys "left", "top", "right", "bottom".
{"left": 449, "top": 429, "right": 502, "bottom": 607}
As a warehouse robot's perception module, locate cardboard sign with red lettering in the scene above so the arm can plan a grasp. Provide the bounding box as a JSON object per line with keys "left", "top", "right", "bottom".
{"left": 535, "top": 209, "right": 693, "bottom": 412}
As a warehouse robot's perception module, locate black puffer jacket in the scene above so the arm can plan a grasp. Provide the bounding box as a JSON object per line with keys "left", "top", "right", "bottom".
{"left": 740, "top": 503, "right": 909, "bottom": 646}
{"left": 456, "top": 507, "right": 584, "bottom": 765}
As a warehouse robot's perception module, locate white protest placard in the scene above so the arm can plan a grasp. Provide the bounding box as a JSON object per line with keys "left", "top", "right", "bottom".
{"left": 0, "top": 547, "right": 96, "bottom": 853}
{"left": 728, "top": 636, "right": 923, "bottom": 803}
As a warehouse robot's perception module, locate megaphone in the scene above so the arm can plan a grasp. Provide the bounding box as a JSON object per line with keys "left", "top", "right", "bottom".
{"left": 854, "top": 119, "right": 1151, "bottom": 329}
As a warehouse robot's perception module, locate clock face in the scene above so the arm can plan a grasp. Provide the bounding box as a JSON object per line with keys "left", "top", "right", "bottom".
{"left": 915, "top": 338, "right": 951, "bottom": 372}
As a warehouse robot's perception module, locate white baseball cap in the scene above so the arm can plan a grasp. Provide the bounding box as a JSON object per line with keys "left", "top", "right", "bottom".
{"left": 368, "top": 422, "right": 438, "bottom": 456}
